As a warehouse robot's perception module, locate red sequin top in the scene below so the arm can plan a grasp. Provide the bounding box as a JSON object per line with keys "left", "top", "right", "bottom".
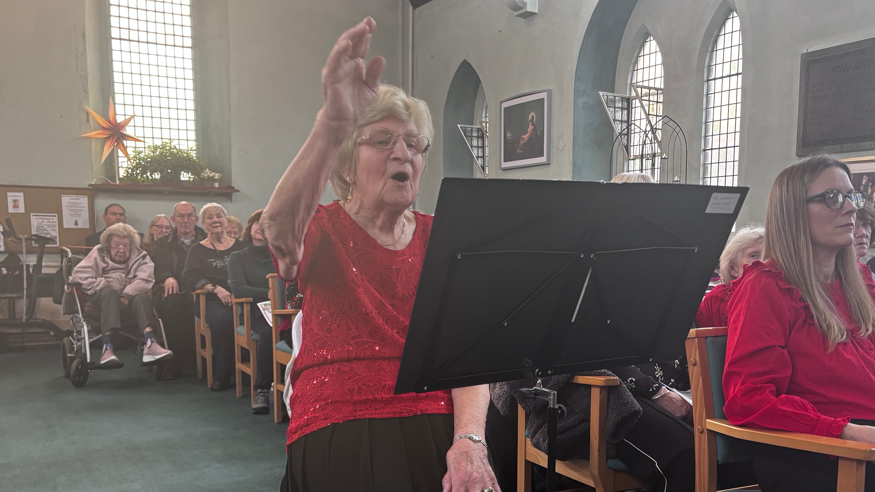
{"left": 723, "top": 260, "right": 875, "bottom": 437}
{"left": 278, "top": 202, "right": 453, "bottom": 445}
{"left": 695, "top": 282, "right": 731, "bottom": 328}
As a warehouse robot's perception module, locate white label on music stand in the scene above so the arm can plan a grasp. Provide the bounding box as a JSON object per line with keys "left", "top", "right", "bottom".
{"left": 705, "top": 193, "right": 740, "bottom": 214}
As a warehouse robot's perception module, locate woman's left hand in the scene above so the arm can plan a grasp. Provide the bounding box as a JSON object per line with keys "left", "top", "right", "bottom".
{"left": 442, "top": 439, "right": 501, "bottom": 492}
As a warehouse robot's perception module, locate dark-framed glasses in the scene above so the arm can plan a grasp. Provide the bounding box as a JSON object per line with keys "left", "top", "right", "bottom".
{"left": 806, "top": 190, "right": 866, "bottom": 210}
{"left": 356, "top": 130, "right": 431, "bottom": 154}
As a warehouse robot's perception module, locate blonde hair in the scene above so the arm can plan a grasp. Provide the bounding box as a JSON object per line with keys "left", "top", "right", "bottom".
{"left": 226, "top": 216, "right": 243, "bottom": 237}
{"left": 142, "top": 214, "right": 171, "bottom": 248}
{"left": 719, "top": 225, "right": 764, "bottom": 283}
{"left": 100, "top": 223, "right": 141, "bottom": 252}
{"left": 329, "top": 84, "right": 434, "bottom": 200}
{"left": 764, "top": 155, "right": 875, "bottom": 349}
{"left": 611, "top": 172, "right": 655, "bottom": 183}
{"left": 199, "top": 202, "right": 228, "bottom": 223}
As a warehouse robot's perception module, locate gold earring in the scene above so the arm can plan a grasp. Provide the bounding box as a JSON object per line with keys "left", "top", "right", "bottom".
{"left": 347, "top": 186, "right": 353, "bottom": 202}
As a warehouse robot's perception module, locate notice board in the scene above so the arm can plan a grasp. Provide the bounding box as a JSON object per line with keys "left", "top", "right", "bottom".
{"left": 0, "top": 185, "right": 95, "bottom": 254}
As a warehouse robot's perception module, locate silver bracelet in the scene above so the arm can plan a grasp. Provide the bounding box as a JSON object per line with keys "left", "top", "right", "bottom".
{"left": 453, "top": 433, "right": 487, "bottom": 447}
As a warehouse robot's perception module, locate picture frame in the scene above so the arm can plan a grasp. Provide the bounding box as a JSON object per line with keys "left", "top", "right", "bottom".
{"left": 500, "top": 89, "right": 552, "bottom": 170}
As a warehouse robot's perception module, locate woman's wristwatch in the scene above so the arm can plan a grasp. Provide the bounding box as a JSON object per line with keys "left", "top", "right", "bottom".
{"left": 453, "top": 433, "right": 487, "bottom": 447}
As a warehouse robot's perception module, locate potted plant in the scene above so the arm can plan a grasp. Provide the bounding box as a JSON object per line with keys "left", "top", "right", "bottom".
{"left": 200, "top": 169, "right": 222, "bottom": 187}
{"left": 120, "top": 140, "right": 207, "bottom": 185}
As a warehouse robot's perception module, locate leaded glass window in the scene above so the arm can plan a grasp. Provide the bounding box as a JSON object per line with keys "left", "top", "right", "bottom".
{"left": 703, "top": 11, "right": 742, "bottom": 187}
{"left": 628, "top": 35, "right": 664, "bottom": 181}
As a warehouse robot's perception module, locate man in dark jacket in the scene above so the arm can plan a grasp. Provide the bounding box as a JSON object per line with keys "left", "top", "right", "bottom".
{"left": 152, "top": 201, "right": 206, "bottom": 378}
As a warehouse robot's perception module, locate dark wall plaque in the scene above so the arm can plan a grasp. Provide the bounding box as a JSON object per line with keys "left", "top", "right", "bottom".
{"left": 797, "top": 37, "right": 875, "bottom": 156}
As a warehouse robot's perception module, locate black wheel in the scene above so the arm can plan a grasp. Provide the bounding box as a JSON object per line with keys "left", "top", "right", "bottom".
{"left": 0, "top": 333, "right": 8, "bottom": 354}
{"left": 61, "top": 337, "right": 75, "bottom": 378}
{"left": 70, "top": 359, "right": 89, "bottom": 388}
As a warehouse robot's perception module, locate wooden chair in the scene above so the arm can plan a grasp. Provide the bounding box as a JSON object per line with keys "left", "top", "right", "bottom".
{"left": 232, "top": 296, "right": 256, "bottom": 404}
{"left": 686, "top": 327, "right": 875, "bottom": 492}
{"left": 268, "top": 273, "right": 300, "bottom": 424}
{"left": 193, "top": 289, "right": 213, "bottom": 388}
{"left": 517, "top": 375, "right": 648, "bottom": 492}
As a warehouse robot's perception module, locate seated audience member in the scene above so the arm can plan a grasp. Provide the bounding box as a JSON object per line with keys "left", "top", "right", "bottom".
{"left": 855, "top": 204, "right": 875, "bottom": 261}
{"left": 611, "top": 171, "right": 655, "bottom": 183}
{"left": 182, "top": 202, "right": 246, "bottom": 391}
{"left": 695, "top": 226, "right": 764, "bottom": 328}
{"left": 70, "top": 223, "right": 172, "bottom": 366}
{"left": 85, "top": 204, "right": 143, "bottom": 246}
{"left": 229, "top": 209, "right": 275, "bottom": 414}
{"left": 141, "top": 214, "right": 172, "bottom": 256}
{"left": 723, "top": 156, "right": 875, "bottom": 491}
{"left": 226, "top": 216, "right": 244, "bottom": 239}
{"left": 152, "top": 201, "right": 206, "bottom": 378}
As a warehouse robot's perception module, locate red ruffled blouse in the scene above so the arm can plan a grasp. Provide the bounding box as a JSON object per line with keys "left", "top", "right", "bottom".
{"left": 696, "top": 282, "right": 731, "bottom": 328}
{"left": 723, "top": 260, "right": 875, "bottom": 437}
{"left": 277, "top": 202, "right": 453, "bottom": 446}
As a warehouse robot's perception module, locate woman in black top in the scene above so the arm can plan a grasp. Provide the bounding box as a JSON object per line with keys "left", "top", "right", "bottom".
{"left": 229, "top": 209, "right": 276, "bottom": 414}
{"left": 182, "top": 202, "right": 246, "bottom": 391}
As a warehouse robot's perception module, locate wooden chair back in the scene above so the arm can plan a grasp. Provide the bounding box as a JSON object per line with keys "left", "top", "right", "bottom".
{"left": 267, "top": 273, "right": 300, "bottom": 423}
{"left": 516, "top": 375, "right": 647, "bottom": 492}
{"left": 193, "top": 289, "right": 213, "bottom": 388}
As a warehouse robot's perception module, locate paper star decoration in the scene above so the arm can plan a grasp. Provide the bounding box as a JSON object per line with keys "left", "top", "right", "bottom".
{"left": 81, "top": 98, "right": 145, "bottom": 163}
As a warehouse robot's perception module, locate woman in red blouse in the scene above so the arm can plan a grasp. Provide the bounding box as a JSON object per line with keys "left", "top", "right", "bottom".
{"left": 263, "top": 18, "right": 499, "bottom": 492}
{"left": 694, "top": 225, "right": 763, "bottom": 328}
{"left": 723, "top": 156, "right": 875, "bottom": 491}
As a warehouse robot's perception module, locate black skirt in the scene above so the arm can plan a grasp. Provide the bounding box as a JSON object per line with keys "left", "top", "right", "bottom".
{"left": 280, "top": 414, "right": 454, "bottom": 492}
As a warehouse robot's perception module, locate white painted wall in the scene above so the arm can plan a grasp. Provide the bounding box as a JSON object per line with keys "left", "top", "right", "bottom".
{"left": 412, "top": 0, "right": 598, "bottom": 213}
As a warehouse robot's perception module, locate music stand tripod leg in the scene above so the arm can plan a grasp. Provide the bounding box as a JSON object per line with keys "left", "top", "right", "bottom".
{"left": 516, "top": 379, "right": 566, "bottom": 492}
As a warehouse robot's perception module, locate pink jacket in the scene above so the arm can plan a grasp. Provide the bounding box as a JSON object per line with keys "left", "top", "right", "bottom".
{"left": 71, "top": 246, "right": 155, "bottom": 297}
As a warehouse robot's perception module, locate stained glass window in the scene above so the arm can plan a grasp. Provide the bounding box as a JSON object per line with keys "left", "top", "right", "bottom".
{"left": 109, "top": 0, "right": 196, "bottom": 172}
{"left": 703, "top": 11, "right": 742, "bottom": 187}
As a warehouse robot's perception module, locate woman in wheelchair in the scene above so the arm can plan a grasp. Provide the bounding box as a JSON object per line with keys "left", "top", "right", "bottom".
{"left": 723, "top": 155, "right": 875, "bottom": 491}
{"left": 70, "top": 223, "right": 173, "bottom": 367}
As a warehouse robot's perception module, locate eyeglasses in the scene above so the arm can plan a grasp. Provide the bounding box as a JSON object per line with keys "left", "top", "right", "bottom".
{"left": 153, "top": 225, "right": 172, "bottom": 232}
{"left": 806, "top": 190, "right": 865, "bottom": 210}
{"left": 356, "top": 130, "right": 431, "bottom": 154}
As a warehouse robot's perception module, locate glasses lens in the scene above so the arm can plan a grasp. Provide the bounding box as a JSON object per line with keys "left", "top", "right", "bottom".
{"left": 401, "top": 134, "right": 430, "bottom": 153}
{"left": 824, "top": 191, "right": 843, "bottom": 209}
{"left": 367, "top": 130, "right": 396, "bottom": 149}
{"left": 852, "top": 192, "right": 866, "bottom": 209}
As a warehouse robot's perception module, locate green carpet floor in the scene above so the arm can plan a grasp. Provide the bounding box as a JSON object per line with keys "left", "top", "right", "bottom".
{"left": 0, "top": 346, "right": 287, "bottom": 492}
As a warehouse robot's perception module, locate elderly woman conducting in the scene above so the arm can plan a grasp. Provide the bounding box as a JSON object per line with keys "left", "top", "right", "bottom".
{"left": 695, "top": 225, "right": 764, "bottom": 328}
{"left": 70, "top": 223, "right": 173, "bottom": 366}
{"left": 263, "top": 18, "right": 499, "bottom": 492}
{"left": 182, "top": 202, "right": 246, "bottom": 391}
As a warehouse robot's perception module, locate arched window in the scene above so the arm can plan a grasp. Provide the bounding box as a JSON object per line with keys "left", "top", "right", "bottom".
{"left": 628, "top": 35, "right": 664, "bottom": 181}
{"left": 702, "top": 11, "right": 742, "bottom": 186}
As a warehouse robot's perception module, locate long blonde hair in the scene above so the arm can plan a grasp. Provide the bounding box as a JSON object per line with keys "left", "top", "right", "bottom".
{"left": 764, "top": 155, "right": 875, "bottom": 349}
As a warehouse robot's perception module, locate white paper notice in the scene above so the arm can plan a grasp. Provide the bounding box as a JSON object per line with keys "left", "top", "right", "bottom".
{"left": 705, "top": 193, "right": 741, "bottom": 214}
{"left": 257, "top": 301, "right": 273, "bottom": 327}
{"left": 30, "top": 213, "right": 59, "bottom": 246}
{"left": 0, "top": 225, "right": 4, "bottom": 252}
{"left": 61, "top": 195, "right": 90, "bottom": 229}
{"left": 7, "top": 192, "right": 24, "bottom": 213}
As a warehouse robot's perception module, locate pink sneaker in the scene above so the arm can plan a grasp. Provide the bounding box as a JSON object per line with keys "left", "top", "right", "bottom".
{"left": 143, "top": 339, "right": 173, "bottom": 364}
{"left": 100, "top": 346, "right": 122, "bottom": 367}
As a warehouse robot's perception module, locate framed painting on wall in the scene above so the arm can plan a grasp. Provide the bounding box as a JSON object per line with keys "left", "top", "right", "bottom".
{"left": 500, "top": 90, "right": 552, "bottom": 170}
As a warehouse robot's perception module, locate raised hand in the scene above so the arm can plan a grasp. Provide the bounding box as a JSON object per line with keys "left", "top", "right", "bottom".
{"left": 320, "top": 17, "right": 386, "bottom": 131}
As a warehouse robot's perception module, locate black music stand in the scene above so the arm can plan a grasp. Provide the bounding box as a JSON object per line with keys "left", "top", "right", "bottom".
{"left": 395, "top": 178, "right": 746, "bottom": 491}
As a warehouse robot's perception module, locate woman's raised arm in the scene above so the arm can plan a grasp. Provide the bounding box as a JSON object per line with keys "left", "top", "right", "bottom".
{"left": 262, "top": 17, "right": 385, "bottom": 280}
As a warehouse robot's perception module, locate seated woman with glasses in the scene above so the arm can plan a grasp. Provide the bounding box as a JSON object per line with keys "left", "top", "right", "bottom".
{"left": 723, "top": 155, "right": 875, "bottom": 492}
{"left": 141, "top": 214, "right": 173, "bottom": 256}
{"left": 695, "top": 225, "right": 764, "bottom": 328}
{"left": 70, "top": 223, "right": 173, "bottom": 366}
